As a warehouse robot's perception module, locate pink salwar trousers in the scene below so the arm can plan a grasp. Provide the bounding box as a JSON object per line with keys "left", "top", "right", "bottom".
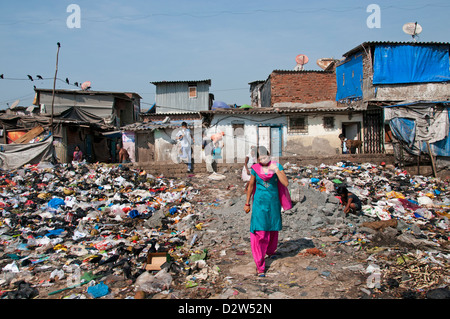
{"left": 250, "top": 231, "right": 278, "bottom": 273}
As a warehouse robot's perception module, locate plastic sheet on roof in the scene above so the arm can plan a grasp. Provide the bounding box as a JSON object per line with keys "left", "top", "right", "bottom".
{"left": 373, "top": 44, "right": 450, "bottom": 84}
{"left": 335, "top": 53, "right": 363, "bottom": 101}
{"left": 211, "top": 101, "right": 230, "bottom": 110}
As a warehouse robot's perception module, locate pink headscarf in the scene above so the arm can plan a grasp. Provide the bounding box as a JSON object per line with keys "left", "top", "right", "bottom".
{"left": 251, "top": 161, "right": 292, "bottom": 210}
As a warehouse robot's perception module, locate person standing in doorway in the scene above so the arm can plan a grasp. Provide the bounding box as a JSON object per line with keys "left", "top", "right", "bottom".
{"left": 73, "top": 145, "right": 83, "bottom": 162}
{"left": 339, "top": 133, "right": 349, "bottom": 154}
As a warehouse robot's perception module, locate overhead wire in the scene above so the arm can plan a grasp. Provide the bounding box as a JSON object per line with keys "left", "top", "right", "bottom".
{"left": 0, "top": 2, "right": 449, "bottom": 25}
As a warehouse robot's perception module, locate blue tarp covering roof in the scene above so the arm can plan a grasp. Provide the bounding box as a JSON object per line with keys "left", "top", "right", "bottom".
{"left": 373, "top": 44, "right": 450, "bottom": 84}
{"left": 211, "top": 101, "right": 230, "bottom": 110}
{"left": 335, "top": 53, "right": 363, "bottom": 102}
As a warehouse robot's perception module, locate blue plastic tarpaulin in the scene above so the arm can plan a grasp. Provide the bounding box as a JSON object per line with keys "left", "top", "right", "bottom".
{"left": 422, "top": 108, "right": 450, "bottom": 156}
{"left": 389, "top": 117, "right": 416, "bottom": 148}
{"left": 373, "top": 44, "right": 450, "bottom": 84}
{"left": 336, "top": 53, "right": 363, "bottom": 101}
{"left": 388, "top": 106, "right": 450, "bottom": 157}
{"left": 211, "top": 101, "right": 230, "bottom": 110}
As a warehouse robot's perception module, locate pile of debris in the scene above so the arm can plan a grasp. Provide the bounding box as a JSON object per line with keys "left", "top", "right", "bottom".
{"left": 0, "top": 159, "right": 448, "bottom": 299}
{"left": 282, "top": 161, "right": 450, "bottom": 298}
{"left": 0, "top": 162, "right": 208, "bottom": 299}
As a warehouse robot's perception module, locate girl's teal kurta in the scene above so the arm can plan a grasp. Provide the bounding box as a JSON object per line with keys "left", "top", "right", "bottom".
{"left": 250, "top": 163, "right": 283, "bottom": 233}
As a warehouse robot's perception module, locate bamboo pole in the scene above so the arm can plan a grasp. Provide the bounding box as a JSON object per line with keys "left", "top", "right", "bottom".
{"left": 426, "top": 141, "right": 437, "bottom": 178}
{"left": 50, "top": 42, "right": 61, "bottom": 136}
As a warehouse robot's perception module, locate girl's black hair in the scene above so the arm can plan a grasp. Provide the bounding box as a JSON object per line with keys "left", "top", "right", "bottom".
{"left": 336, "top": 186, "right": 348, "bottom": 195}
{"left": 256, "top": 146, "right": 270, "bottom": 159}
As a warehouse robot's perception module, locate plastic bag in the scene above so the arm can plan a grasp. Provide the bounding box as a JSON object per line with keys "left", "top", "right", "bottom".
{"left": 135, "top": 269, "right": 172, "bottom": 294}
{"left": 87, "top": 282, "right": 109, "bottom": 298}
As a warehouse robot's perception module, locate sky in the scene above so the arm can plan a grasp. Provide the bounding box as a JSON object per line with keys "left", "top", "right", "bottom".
{"left": 0, "top": 0, "right": 449, "bottom": 111}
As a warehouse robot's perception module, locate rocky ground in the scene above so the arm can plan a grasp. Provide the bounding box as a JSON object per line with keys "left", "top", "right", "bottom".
{"left": 168, "top": 169, "right": 450, "bottom": 300}
{"left": 0, "top": 161, "right": 449, "bottom": 300}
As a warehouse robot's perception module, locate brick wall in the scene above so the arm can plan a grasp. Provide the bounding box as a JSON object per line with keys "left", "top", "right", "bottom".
{"left": 270, "top": 70, "right": 337, "bottom": 105}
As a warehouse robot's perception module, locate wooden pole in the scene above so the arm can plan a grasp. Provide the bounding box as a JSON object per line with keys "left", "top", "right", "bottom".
{"left": 50, "top": 42, "right": 61, "bottom": 136}
{"left": 417, "top": 141, "right": 421, "bottom": 175}
{"left": 426, "top": 141, "right": 437, "bottom": 178}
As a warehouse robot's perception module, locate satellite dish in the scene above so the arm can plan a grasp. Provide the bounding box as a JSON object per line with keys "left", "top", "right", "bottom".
{"left": 294, "top": 54, "right": 309, "bottom": 71}
{"left": 403, "top": 22, "right": 422, "bottom": 41}
{"left": 10, "top": 99, "right": 20, "bottom": 109}
{"left": 317, "top": 58, "right": 337, "bottom": 70}
{"left": 81, "top": 81, "right": 91, "bottom": 91}
{"left": 26, "top": 105, "right": 35, "bottom": 113}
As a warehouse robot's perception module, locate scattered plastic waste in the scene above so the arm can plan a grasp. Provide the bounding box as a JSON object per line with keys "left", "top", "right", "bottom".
{"left": 0, "top": 160, "right": 447, "bottom": 299}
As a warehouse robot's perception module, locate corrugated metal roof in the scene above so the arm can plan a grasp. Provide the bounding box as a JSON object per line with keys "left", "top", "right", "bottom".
{"left": 342, "top": 41, "right": 450, "bottom": 57}
{"left": 150, "top": 79, "right": 212, "bottom": 86}
{"left": 122, "top": 119, "right": 200, "bottom": 132}
{"left": 141, "top": 111, "right": 202, "bottom": 117}
{"left": 199, "top": 106, "right": 352, "bottom": 115}
{"left": 34, "top": 88, "right": 142, "bottom": 99}
{"left": 271, "top": 70, "right": 334, "bottom": 74}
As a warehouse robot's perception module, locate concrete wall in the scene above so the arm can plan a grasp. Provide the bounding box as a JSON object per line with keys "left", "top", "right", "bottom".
{"left": 285, "top": 113, "right": 363, "bottom": 156}
{"left": 210, "top": 113, "right": 287, "bottom": 163}
{"left": 373, "top": 82, "right": 450, "bottom": 101}
{"left": 208, "top": 112, "right": 363, "bottom": 159}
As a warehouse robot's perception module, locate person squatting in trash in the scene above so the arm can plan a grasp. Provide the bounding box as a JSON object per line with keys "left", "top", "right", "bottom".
{"left": 337, "top": 185, "right": 362, "bottom": 215}
{"left": 244, "top": 146, "right": 291, "bottom": 277}
{"left": 117, "top": 144, "right": 131, "bottom": 163}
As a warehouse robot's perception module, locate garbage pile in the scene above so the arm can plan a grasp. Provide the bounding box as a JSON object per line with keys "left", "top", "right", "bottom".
{"left": 0, "top": 162, "right": 209, "bottom": 299}
{"left": 284, "top": 161, "right": 449, "bottom": 242}
{"left": 282, "top": 161, "right": 450, "bottom": 297}
{"left": 0, "top": 159, "right": 448, "bottom": 299}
